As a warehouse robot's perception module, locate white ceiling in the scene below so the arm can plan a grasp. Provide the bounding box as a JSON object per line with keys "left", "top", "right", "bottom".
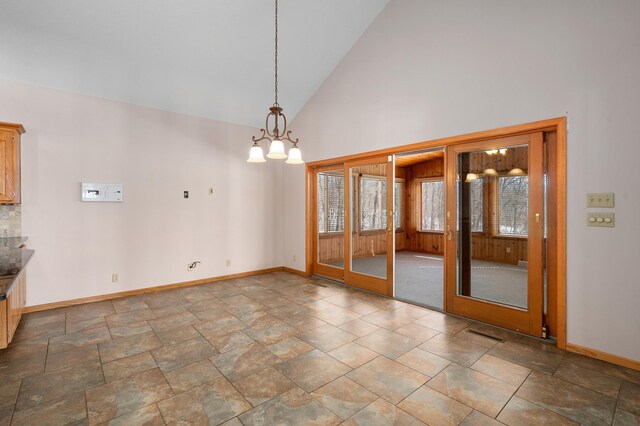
{"left": 0, "top": 0, "right": 389, "bottom": 127}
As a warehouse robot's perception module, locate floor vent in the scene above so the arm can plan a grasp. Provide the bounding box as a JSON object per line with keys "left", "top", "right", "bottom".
{"left": 467, "top": 329, "right": 504, "bottom": 342}
{"left": 311, "top": 281, "right": 328, "bottom": 288}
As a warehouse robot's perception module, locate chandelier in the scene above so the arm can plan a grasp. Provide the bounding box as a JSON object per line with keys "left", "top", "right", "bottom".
{"left": 247, "top": 0, "right": 303, "bottom": 164}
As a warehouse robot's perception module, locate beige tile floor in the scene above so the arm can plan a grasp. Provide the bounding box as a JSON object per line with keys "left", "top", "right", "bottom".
{"left": 0, "top": 271, "right": 638, "bottom": 425}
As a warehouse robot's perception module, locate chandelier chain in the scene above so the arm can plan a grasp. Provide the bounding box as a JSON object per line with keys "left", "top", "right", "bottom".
{"left": 274, "top": 0, "right": 279, "bottom": 107}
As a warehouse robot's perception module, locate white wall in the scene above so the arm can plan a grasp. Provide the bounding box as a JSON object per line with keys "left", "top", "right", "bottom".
{"left": 283, "top": 0, "right": 640, "bottom": 360}
{"left": 0, "top": 79, "right": 283, "bottom": 306}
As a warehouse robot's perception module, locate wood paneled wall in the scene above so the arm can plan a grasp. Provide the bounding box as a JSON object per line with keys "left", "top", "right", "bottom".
{"left": 317, "top": 151, "right": 530, "bottom": 265}
{"left": 397, "top": 154, "right": 529, "bottom": 265}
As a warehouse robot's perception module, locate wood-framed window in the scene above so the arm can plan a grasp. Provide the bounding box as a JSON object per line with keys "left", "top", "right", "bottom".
{"left": 359, "top": 175, "right": 387, "bottom": 232}
{"left": 497, "top": 175, "right": 529, "bottom": 236}
{"left": 420, "top": 179, "right": 445, "bottom": 231}
{"left": 317, "top": 172, "right": 345, "bottom": 235}
{"left": 394, "top": 180, "right": 404, "bottom": 230}
{"left": 419, "top": 178, "right": 483, "bottom": 233}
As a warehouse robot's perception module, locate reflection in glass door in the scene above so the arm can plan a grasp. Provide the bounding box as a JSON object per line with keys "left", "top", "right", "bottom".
{"left": 446, "top": 133, "right": 545, "bottom": 336}
{"left": 344, "top": 156, "right": 394, "bottom": 296}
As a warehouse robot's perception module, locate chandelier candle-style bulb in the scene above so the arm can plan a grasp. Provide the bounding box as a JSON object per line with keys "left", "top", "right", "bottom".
{"left": 248, "top": 0, "right": 303, "bottom": 165}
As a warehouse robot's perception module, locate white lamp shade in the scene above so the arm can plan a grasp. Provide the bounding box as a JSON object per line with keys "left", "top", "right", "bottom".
{"left": 483, "top": 168, "right": 498, "bottom": 176}
{"left": 247, "top": 145, "right": 266, "bottom": 162}
{"left": 465, "top": 173, "right": 479, "bottom": 182}
{"left": 285, "top": 146, "right": 304, "bottom": 164}
{"left": 267, "top": 139, "right": 287, "bottom": 159}
{"left": 507, "top": 168, "right": 526, "bottom": 176}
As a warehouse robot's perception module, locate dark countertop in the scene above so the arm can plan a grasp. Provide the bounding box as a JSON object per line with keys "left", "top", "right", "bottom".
{"left": 0, "top": 248, "right": 34, "bottom": 301}
{"left": 0, "top": 237, "right": 28, "bottom": 248}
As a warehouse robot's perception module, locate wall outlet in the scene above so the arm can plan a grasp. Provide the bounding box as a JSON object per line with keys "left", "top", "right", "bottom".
{"left": 226, "top": 259, "right": 231, "bottom": 267}
{"left": 506, "top": 247, "right": 511, "bottom": 254}
{"left": 209, "top": 187, "right": 214, "bottom": 195}
{"left": 112, "top": 273, "right": 119, "bottom": 283}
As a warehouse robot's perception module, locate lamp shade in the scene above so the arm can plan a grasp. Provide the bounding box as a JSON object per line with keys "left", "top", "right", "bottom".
{"left": 267, "top": 139, "right": 287, "bottom": 159}
{"left": 465, "top": 173, "right": 479, "bottom": 182}
{"left": 247, "top": 144, "right": 266, "bottom": 163}
{"left": 285, "top": 146, "right": 304, "bottom": 164}
{"left": 483, "top": 168, "right": 498, "bottom": 176}
{"left": 507, "top": 168, "right": 526, "bottom": 176}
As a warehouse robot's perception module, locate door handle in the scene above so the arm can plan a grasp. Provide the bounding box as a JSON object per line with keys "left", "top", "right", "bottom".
{"left": 446, "top": 225, "right": 452, "bottom": 240}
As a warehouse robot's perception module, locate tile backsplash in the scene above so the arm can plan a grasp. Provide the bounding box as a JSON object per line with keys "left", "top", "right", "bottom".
{"left": 0, "top": 205, "right": 21, "bottom": 237}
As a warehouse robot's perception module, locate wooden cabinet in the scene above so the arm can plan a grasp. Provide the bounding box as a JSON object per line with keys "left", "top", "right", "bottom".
{"left": 0, "top": 122, "right": 24, "bottom": 204}
{"left": 0, "top": 272, "right": 27, "bottom": 349}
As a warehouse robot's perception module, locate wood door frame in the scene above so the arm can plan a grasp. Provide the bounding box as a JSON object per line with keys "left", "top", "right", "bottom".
{"left": 305, "top": 117, "right": 567, "bottom": 349}
{"left": 343, "top": 155, "right": 394, "bottom": 296}
{"left": 444, "top": 133, "right": 544, "bottom": 336}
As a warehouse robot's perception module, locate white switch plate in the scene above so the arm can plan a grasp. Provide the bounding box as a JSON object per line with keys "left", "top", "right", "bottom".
{"left": 587, "top": 192, "right": 614, "bottom": 208}
{"left": 587, "top": 212, "right": 615, "bottom": 227}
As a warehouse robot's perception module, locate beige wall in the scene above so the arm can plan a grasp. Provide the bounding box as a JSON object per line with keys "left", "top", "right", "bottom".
{"left": 0, "top": 79, "right": 283, "bottom": 306}
{"left": 282, "top": 0, "right": 640, "bottom": 360}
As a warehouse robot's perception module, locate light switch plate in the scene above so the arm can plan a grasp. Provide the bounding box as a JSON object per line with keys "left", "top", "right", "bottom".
{"left": 587, "top": 212, "right": 615, "bottom": 227}
{"left": 587, "top": 192, "right": 614, "bottom": 208}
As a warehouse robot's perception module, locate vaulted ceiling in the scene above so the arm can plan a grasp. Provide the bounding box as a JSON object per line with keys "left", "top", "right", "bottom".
{"left": 0, "top": 0, "right": 389, "bottom": 127}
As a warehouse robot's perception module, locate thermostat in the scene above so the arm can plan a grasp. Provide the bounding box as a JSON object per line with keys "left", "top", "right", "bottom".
{"left": 81, "top": 183, "right": 123, "bottom": 202}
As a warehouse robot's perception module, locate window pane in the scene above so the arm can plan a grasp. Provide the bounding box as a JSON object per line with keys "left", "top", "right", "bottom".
{"left": 421, "top": 181, "right": 445, "bottom": 231}
{"left": 326, "top": 175, "right": 344, "bottom": 232}
{"left": 394, "top": 182, "right": 402, "bottom": 229}
{"left": 471, "top": 179, "right": 483, "bottom": 232}
{"left": 360, "top": 177, "right": 387, "bottom": 231}
{"left": 499, "top": 176, "right": 529, "bottom": 235}
{"left": 317, "top": 174, "right": 326, "bottom": 233}
{"left": 317, "top": 173, "right": 344, "bottom": 233}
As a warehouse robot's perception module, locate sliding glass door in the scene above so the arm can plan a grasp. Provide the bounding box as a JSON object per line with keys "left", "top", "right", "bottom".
{"left": 313, "top": 165, "right": 346, "bottom": 281}
{"left": 445, "top": 133, "right": 545, "bottom": 336}
{"left": 344, "top": 156, "right": 394, "bottom": 296}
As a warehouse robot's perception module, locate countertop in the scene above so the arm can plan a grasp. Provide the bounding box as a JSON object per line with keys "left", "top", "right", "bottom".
{"left": 0, "top": 248, "right": 34, "bottom": 301}
{"left": 0, "top": 236, "right": 28, "bottom": 248}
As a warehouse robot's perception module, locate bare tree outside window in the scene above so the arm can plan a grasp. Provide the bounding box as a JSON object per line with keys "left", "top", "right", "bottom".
{"left": 317, "top": 173, "right": 344, "bottom": 233}
{"left": 360, "top": 177, "right": 387, "bottom": 231}
{"left": 421, "top": 181, "right": 445, "bottom": 231}
{"left": 470, "top": 179, "right": 483, "bottom": 232}
{"left": 394, "top": 182, "right": 402, "bottom": 229}
{"left": 499, "top": 176, "right": 529, "bottom": 235}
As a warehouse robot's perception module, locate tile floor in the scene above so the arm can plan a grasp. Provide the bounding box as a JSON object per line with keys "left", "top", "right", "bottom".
{"left": 0, "top": 271, "right": 638, "bottom": 425}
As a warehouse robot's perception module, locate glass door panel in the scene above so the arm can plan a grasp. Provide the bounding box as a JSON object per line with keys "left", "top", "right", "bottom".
{"left": 313, "top": 167, "right": 345, "bottom": 280}
{"left": 344, "top": 157, "right": 394, "bottom": 296}
{"left": 446, "top": 133, "right": 544, "bottom": 336}
{"left": 456, "top": 145, "right": 529, "bottom": 309}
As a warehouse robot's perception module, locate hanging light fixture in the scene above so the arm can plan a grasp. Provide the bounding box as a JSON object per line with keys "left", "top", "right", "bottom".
{"left": 248, "top": 0, "right": 303, "bottom": 164}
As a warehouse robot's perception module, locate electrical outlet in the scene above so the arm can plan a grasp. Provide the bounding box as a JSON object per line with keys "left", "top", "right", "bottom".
{"left": 209, "top": 187, "right": 214, "bottom": 195}
{"left": 112, "top": 273, "right": 119, "bottom": 283}
{"left": 184, "top": 191, "right": 189, "bottom": 198}
{"left": 226, "top": 259, "right": 231, "bottom": 267}
{"left": 506, "top": 247, "right": 511, "bottom": 254}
